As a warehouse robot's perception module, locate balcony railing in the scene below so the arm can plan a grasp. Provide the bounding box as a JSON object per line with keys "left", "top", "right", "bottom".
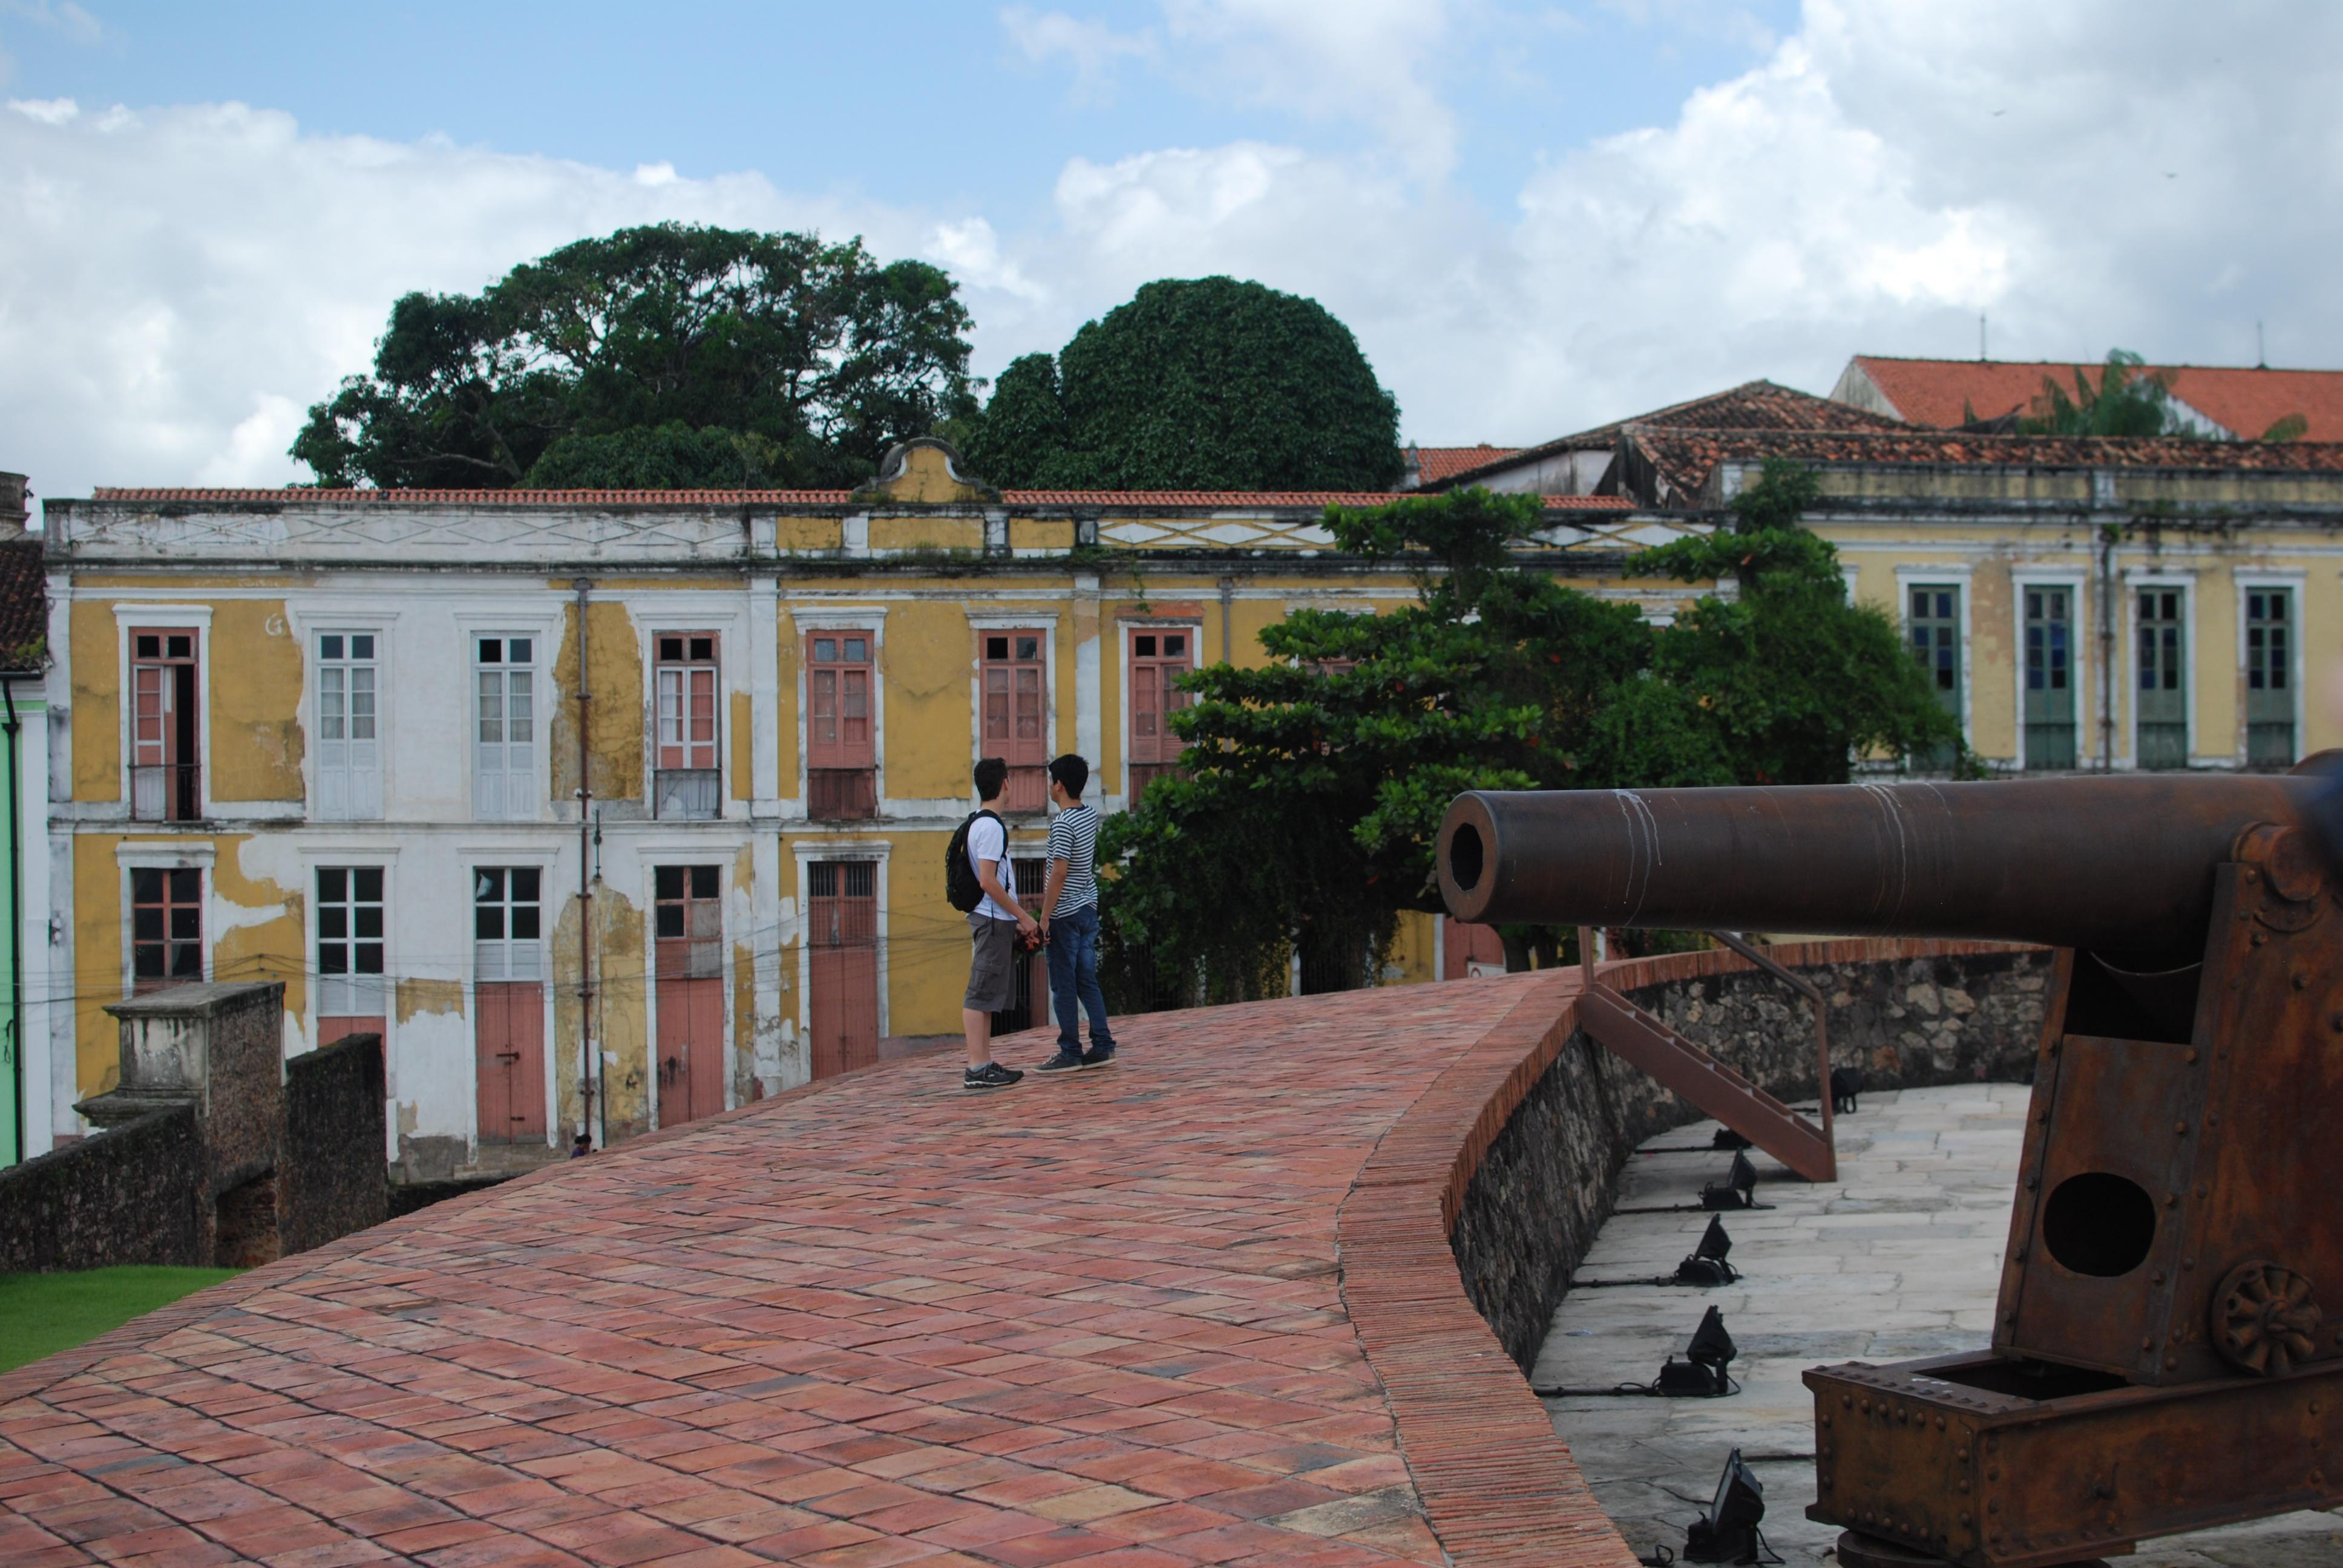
{"left": 808, "top": 768, "right": 878, "bottom": 822}
{"left": 130, "top": 763, "right": 202, "bottom": 822}
{"left": 1128, "top": 763, "right": 1184, "bottom": 805}
{"left": 1003, "top": 765, "right": 1048, "bottom": 815}
{"left": 654, "top": 768, "right": 722, "bottom": 820}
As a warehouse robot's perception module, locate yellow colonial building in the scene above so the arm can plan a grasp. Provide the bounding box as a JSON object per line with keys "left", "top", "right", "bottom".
{"left": 38, "top": 441, "right": 1686, "bottom": 1177}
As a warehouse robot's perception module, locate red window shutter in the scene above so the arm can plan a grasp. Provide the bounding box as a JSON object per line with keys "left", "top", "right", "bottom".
{"left": 1127, "top": 629, "right": 1194, "bottom": 767}
{"left": 655, "top": 633, "right": 720, "bottom": 771}
{"left": 807, "top": 633, "right": 875, "bottom": 769}
{"left": 980, "top": 631, "right": 1049, "bottom": 767}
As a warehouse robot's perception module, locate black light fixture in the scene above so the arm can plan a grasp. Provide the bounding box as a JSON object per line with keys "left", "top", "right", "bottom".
{"left": 1701, "top": 1149, "right": 1760, "bottom": 1211}
{"left": 1656, "top": 1306, "right": 1737, "bottom": 1396}
{"left": 1711, "top": 1126, "right": 1753, "bottom": 1151}
{"left": 1683, "top": 1448, "right": 1768, "bottom": 1563}
{"left": 1672, "top": 1215, "right": 1740, "bottom": 1285}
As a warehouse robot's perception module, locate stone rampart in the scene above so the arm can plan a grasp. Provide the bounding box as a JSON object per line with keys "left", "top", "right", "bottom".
{"left": 1447, "top": 941, "right": 2051, "bottom": 1370}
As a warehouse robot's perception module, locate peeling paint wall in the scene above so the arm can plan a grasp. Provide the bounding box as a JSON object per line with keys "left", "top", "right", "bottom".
{"left": 551, "top": 598, "right": 645, "bottom": 804}
{"left": 209, "top": 601, "right": 305, "bottom": 801}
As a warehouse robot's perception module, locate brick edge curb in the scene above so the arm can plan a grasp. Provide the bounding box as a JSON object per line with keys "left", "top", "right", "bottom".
{"left": 1334, "top": 938, "right": 2039, "bottom": 1568}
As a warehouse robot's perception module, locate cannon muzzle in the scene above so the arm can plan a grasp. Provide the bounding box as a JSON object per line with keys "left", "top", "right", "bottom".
{"left": 1437, "top": 776, "right": 2322, "bottom": 959}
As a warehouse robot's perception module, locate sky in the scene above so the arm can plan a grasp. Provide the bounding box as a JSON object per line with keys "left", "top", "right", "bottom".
{"left": 0, "top": 0, "right": 2334, "bottom": 501}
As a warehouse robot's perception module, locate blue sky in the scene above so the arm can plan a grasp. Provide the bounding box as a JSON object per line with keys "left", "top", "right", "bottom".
{"left": 0, "top": 2, "right": 1795, "bottom": 223}
{"left": 0, "top": 1, "right": 2328, "bottom": 497}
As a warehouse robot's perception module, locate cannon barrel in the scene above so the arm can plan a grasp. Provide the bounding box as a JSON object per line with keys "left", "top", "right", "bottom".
{"left": 1437, "top": 776, "right": 2322, "bottom": 959}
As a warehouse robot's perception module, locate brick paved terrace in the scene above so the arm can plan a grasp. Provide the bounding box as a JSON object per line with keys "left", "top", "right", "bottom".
{"left": 0, "top": 970, "right": 1643, "bottom": 1568}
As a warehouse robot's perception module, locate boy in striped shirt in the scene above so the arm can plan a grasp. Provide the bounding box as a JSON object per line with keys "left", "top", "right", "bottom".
{"left": 1034, "top": 754, "right": 1118, "bottom": 1073}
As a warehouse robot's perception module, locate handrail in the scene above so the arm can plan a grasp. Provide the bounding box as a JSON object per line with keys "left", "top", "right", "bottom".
{"left": 1708, "top": 929, "right": 1835, "bottom": 1155}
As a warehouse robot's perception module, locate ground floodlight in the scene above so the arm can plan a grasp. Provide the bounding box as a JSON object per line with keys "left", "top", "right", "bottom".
{"left": 1673, "top": 1217, "right": 1740, "bottom": 1285}
{"left": 1683, "top": 1448, "right": 1767, "bottom": 1563}
{"left": 1700, "top": 1150, "right": 1760, "bottom": 1211}
{"left": 1656, "top": 1307, "right": 1737, "bottom": 1397}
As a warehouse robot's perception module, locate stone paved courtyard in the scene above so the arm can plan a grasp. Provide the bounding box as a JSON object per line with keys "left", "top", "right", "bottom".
{"left": 1533, "top": 1083, "right": 2343, "bottom": 1567}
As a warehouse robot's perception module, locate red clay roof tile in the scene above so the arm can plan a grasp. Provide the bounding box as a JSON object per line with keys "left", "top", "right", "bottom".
{"left": 1848, "top": 356, "right": 2343, "bottom": 441}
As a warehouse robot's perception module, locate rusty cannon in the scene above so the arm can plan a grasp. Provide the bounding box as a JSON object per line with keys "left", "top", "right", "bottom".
{"left": 1437, "top": 775, "right": 2343, "bottom": 1568}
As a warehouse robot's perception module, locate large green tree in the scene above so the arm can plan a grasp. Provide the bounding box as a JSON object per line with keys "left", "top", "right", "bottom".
{"left": 292, "top": 223, "right": 977, "bottom": 489}
{"left": 965, "top": 276, "right": 1403, "bottom": 491}
{"left": 1099, "top": 466, "right": 1958, "bottom": 990}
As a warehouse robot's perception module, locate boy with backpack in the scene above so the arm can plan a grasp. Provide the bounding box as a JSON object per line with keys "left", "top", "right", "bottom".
{"left": 946, "top": 757, "right": 1035, "bottom": 1091}
{"left": 1033, "top": 754, "right": 1117, "bottom": 1073}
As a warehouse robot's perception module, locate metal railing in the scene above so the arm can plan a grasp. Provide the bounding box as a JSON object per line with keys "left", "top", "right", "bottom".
{"left": 654, "top": 768, "right": 721, "bottom": 820}
{"left": 129, "top": 763, "right": 202, "bottom": 822}
{"left": 807, "top": 767, "right": 877, "bottom": 821}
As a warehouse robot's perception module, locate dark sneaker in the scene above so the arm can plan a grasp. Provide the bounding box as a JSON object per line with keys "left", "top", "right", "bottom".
{"left": 1034, "top": 1051, "right": 1086, "bottom": 1074}
{"left": 963, "top": 1062, "right": 1024, "bottom": 1091}
{"left": 1079, "top": 1045, "right": 1118, "bottom": 1070}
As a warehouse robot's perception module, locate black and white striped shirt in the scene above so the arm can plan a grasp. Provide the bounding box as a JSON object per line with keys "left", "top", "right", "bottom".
{"left": 1046, "top": 803, "right": 1100, "bottom": 916}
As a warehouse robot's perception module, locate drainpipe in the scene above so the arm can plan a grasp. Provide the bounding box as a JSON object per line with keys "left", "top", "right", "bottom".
{"left": 2097, "top": 525, "right": 2116, "bottom": 772}
{"left": 573, "top": 580, "right": 597, "bottom": 1146}
{"left": 1217, "top": 578, "right": 1234, "bottom": 665}
{"left": 1, "top": 675, "right": 19, "bottom": 1166}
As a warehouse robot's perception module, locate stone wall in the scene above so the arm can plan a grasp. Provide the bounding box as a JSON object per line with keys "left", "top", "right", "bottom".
{"left": 1450, "top": 942, "right": 2051, "bottom": 1371}
{"left": 0, "top": 1106, "right": 205, "bottom": 1270}
{"left": 282, "top": 1034, "right": 388, "bottom": 1257}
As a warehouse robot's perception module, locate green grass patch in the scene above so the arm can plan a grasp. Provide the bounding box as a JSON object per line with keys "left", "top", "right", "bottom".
{"left": 0, "top": 1267, "right": 243, "bottom": 1373}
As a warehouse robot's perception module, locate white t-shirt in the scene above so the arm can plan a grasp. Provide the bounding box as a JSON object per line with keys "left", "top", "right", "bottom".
{"left": 966, "top": 812, "right": 1017, "bottom": 921}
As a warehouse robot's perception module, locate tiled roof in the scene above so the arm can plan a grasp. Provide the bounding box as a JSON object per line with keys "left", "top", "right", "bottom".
{"left": 91, "top": 486, "right": 859, "bottom": 504}
{"left": 1847, "top": 356, "right": 2343, "bottom": 441}
{"left": 1435, "top": 380, "right": 1903, "bottom": 489}
{"left": 1622, "top": 426, "right": 2343, "bottom": 507}
{"left": 0, "top": 540, "right": 45, "bottom": 671}
{"left": 88, "top": 485, "right": 1635, "bottom": 512}
{"left": 1409, "top": 445, "right": 1519, "bottom": 483}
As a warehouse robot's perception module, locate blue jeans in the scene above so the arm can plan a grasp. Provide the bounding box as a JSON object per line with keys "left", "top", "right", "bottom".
{"left": 1046, "top": 903, "right": 1116, "bottom": 1054}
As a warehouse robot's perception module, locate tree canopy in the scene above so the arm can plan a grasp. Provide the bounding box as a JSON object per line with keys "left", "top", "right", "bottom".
{"left": 963, "top": 276, "right": 1403, "bottom": 492}
{"left": 1099, "top": 463, "right": 1960, "bottom": 989}
{"left": 292, "top": 224, "right": 977, "bottom": 489}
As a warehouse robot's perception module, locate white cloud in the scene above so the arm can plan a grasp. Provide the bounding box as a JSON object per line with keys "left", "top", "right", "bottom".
{"left": 6, "top": 94, "right": 74, "bottom": 123}
{"left": 7, "top": 0, "right": 2342, "bottom": 505}
{"left": 4, "top": 1, "right": 103, "bottom": 46}
{"left": 1000, "top": 6, "right": 1155, "bottom": 102}
{"left": 0, "top": 103, "right": 1027, "bottom": 500}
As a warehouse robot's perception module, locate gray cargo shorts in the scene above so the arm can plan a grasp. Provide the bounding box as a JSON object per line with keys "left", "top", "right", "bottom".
{"left": 965, "top": 913, "right": 1019, "bottom": 1011}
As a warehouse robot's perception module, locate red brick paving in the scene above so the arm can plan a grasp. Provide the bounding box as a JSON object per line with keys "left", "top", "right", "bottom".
{"left": 0, "top": 968, "right": 1709, "bottom": 1567}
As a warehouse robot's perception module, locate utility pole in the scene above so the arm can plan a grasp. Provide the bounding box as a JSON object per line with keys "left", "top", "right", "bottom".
{"left": 573, "top": 579, "right": 597, "bottom": 1146}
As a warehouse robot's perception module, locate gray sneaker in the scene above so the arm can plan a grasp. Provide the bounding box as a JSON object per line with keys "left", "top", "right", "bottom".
{"left": 962, "top": 1062, "right": 1024, "bottom": 1091}
{"left": 1034, "top": 1051, "right": 1086, "bottom": 1074}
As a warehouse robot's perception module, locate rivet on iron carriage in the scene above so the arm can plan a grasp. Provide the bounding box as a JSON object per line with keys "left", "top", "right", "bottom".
{"left": 1438, "top": 772, "right": 2343, "bottom": 1568}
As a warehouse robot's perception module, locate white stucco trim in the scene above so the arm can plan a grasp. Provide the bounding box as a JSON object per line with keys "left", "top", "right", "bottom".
{"left": 2232, "top": 570, "right": 2308, "bottom": 768}
{"left": 788, "top": 607, "right": 891, "bottom": 823}
{"left": 2007, "top": 570, "right": 2090, "bottom": 773}
{"left": 2120, "top": 567, "right": 2200, "bottom": 769}
{"left": 1893, "top": 565, "right": 1975, "bottom": 749}
{"left": 789, "top": 836, "right": 893, "bottom": 1057}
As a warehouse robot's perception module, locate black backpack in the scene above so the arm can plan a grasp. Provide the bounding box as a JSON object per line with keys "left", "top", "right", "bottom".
{"left": 945, "top": 809, "right": 1003, "bottom": 913}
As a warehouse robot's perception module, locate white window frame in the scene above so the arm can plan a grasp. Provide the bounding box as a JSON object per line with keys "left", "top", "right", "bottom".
{"left": 2235, "top": 569, "right": 2307, "bottom": 768}
{"left": 313, "top": 861, "right": 391, "bottom": 1029}
{"left": 312, "top": 628, "right": 385, "bottom": 821}
{"left": 115, "top": 841, "right": 216, "bottom": 997}
{"left": 1117, "top": 613, "right": 1203, "bottom": 806}
{"left": 966, "top": 613, "right": 1057, "bottom": 809}
{"left": 640, "top": 848, "right": 735, "bottom": 1129}
{"left": 791, "top": 609, "right": 890, "bottom": 820}
{"left": 112, "top": 604, "right": 213, "bottom": 822}
{"left": 788, "top": 837, "right": 891, "bottom": 1084}
{"left": 2009, "top": 570, "right": 2090, "bottom": 773}
{"left": 635, "top": 602, "right": 749, "bottom": 817}
{"left": 1894, "top": 564, "right": 1975, "bottom": 751}
{"left": 2121, "top": 569, "right": 2197, "bottom": 769}
{"left": 471, "top": 630, "right": 543, "bottom": 822}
